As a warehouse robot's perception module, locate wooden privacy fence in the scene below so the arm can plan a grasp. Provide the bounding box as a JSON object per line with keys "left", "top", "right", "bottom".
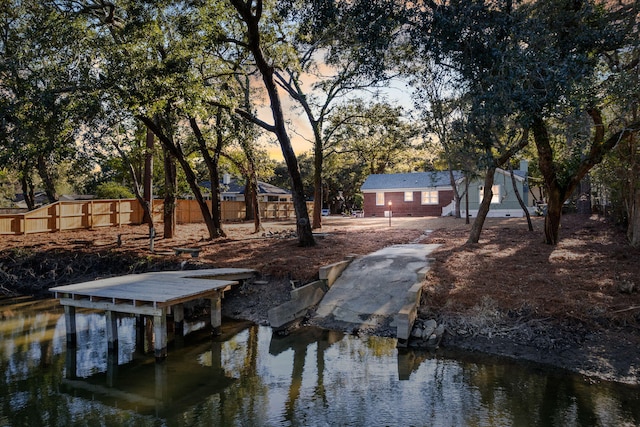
{"left": 0, "top": 199, "right": 313, "bottom": 235}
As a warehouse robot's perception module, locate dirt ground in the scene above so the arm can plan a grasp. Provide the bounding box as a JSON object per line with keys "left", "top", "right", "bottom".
{"left": 1, "top": 214, "right": 639, "bottom": 384}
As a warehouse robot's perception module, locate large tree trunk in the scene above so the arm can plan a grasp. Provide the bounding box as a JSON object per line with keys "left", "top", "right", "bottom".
{"left": 534, "top": 112, "right": 640, "bottom": 244}
{"left": 231, "top": 0, "right": 314, "bottom": 246}
{"left": 532, "top": 116, "right": 565, "bottom": 244}
{"left": 467, "top": 167, "right": 496, "bottom": 243}
{"left": 163, "top": 148, "right": 176, "bottom": 239}
{"left": 36, "top": 154, "right": 57, "bottom": 203}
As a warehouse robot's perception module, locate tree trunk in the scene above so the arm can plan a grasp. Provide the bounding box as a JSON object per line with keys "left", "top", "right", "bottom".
{"left": 312, "top": 151, "right": 322, "bottom": 229}
{"left": 448, "top": 166, "right": 461, "bottom": 218}
{"left": 163, "top": 149, "right": 176, "bottom": 239}
{"left": 629, "top": 186, "right": 640, "bottom": 247}
{"left": 20, "top": 170, "right": 35, "bottom": 211}
{"left": 544, "top": 187, "right": 564, "bottom": 245}
{"left": 464, "top": 176, "right": 470, "bottom": 225}
{"left": 244, "top": 178, "right": 262, "bottom": 233}
{"left": 509, "top": 165, "right": 533, "bottom": 231}
{"left": 112, "top": 138, "right": 155, "bottom": 250}
{"left": 139, "top": 115, "right": 221, "bottom": 240}
{"left": 142, "top": 126, "right": 154, "bottom": 224}
{"left": 36, "top": 154, "right": 57, "bottom": 203}
{"left": 575, "top": 175, "right": 591, "bottom": 215}
{"left": 188, "top": 115, "right": 226, "bottom": 238}
{"left": 532, "top": 116, "right": 564, "bottom": 244}
{"left": 467, "top": 167, "right": 496, "bottom": 243}
{"left": 231, "top": 0, "right": 314, "bottom": 246}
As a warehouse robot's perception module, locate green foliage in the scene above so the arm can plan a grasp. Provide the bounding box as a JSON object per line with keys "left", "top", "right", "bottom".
{"left": 95, "top": 182, "right": 135, "bottom": 200}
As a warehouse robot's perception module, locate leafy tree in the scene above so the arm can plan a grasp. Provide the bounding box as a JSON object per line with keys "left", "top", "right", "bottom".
{"left": 0, "top": 1, "right": 94, "bottom": 207}
{"left": 228, "top": 0, "right": 315, "bottom": 246}
{"left": 328, "top": 100, "right": 421, "bottom": 175}
{"left": 75, "top": 1, "right": 241, "bottom": 239}
{"left": 273, "top": 0, "right": 397, "bottom": 229}
{"left": 407, "top": 0, "right": 640, "bottom": 244}
{"left": 95, "top": 182, "right": 135, "bottom": 199}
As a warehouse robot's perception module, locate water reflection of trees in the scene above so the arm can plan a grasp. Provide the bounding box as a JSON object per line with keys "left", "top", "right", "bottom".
{"left": 2, "top": 299, "right": 640, "bottom": 426}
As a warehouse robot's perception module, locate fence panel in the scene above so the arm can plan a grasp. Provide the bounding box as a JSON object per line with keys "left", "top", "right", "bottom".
{"left": 0, "top": 199, "right": 314, "bottom": 235}
{"left": 0, "top": 214, "right": 22, "bottom": 234}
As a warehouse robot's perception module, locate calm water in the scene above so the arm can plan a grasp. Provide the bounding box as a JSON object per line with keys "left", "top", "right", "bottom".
{"left": 1, "top": 297, "right": 639, "bottom": 427}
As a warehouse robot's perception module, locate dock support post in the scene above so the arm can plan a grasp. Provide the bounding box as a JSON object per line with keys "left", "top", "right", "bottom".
{"left": 154, "top": 309, "right": 168, "bottom": 360}
{"left": 106, "top": 311, "right": 118, "bottom": 352}
{"left": 173, "top": 304, "right": 184, "bottom": 337}
{"left": 64, "top": 305, "right": 77, "bottom": 348}
{"left": 65, "top": 346, "right": 77, "bottom": 379}
{"left": 210, "top": 291, "right": 222, "bottom": 335}
{"left": 136, "top": 315, "right": 146, "bottom": 355}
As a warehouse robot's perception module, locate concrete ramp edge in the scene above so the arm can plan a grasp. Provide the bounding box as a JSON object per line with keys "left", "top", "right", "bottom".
{"left": 267, "top": 257, "right": 356, "bottom": 330}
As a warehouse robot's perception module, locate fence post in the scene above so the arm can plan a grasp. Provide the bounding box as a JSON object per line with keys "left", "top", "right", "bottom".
{"left": 55, "top": 203, "right": 60, "bottom": 232}
{"left": 88, "top": 201, "right": 93, "bottom": 229}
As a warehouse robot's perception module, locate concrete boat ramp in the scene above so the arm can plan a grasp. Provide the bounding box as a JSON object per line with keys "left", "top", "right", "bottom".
{"left": 269, "top": 244, "right": 439, "bottom": 346}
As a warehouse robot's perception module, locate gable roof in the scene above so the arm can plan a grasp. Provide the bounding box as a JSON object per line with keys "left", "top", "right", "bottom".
{"left": 361, "top": 171, "right": 462, "bottom": 191}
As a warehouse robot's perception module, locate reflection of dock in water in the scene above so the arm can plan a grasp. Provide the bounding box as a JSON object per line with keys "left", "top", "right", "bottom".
{"left": 61, "top": 321, "right": 253, "bottom": 418}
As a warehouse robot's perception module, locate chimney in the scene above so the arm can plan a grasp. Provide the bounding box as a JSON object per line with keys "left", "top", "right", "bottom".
{"left": 519, "top": 160, "right": 529, "bottom": 172}
{"left": 223, "top": 173, "right": 231, "bottom": 185}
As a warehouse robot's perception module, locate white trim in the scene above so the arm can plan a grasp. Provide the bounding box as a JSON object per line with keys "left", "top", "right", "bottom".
{"left": 461, "top": 207, "right": 535, "bottom": 218}
{"left": 363, "top": 186, "right": 453, "bottom": 193}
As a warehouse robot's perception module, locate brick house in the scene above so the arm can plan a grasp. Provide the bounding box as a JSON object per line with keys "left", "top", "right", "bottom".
{"left": 361, "top": 171, "right": 460, "bottom": 217}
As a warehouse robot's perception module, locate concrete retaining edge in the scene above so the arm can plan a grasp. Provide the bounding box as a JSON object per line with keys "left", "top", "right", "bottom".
{"left": 396, "top": 265, "right": 431, "bottom": 347}
{"left": 268, "top": 256, "right": 356, "bottom": 330}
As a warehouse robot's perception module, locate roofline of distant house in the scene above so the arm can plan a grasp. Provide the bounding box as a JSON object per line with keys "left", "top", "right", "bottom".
{"left": 361, "top": 185, "right": 455, "bottom": 193}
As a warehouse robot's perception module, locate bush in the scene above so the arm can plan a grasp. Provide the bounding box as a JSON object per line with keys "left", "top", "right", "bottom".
{"left": 95, "top": 182, "right": 135, "bottom": 199}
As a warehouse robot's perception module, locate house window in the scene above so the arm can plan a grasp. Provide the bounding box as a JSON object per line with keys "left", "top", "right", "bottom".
{"left": 421, "top": 191, "right": 438, "bottom": 205}
{"left": 479, "top": 185, "right": 501, "bottom": 204}
{"left": 404, "top": 191, "right": 414, "bottom": 202}
{"left": 376, "top": 192, "right": 384, "bottom": 206}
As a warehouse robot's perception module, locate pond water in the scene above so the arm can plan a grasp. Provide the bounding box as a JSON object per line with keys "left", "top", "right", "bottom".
{"left": 1, "top": 297, "right": 639, "bottom": 427}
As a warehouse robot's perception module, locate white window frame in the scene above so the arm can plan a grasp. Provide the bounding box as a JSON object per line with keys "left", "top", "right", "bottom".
{"left": 421, "top": 190, "right": 439, "bottom": 205}
{"left": 479, "top": 185, "right": 501, "bottom": 204}
{"left": 376, "top": 192, "right": 385, "bottom": 206}
{"left": 404, "top": 191, "right": 414, "bottom": 202}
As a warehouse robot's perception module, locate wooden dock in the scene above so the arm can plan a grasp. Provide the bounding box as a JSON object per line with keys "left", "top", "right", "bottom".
{"left": 50, "top": 268, "right": 256, "bottom": 359}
